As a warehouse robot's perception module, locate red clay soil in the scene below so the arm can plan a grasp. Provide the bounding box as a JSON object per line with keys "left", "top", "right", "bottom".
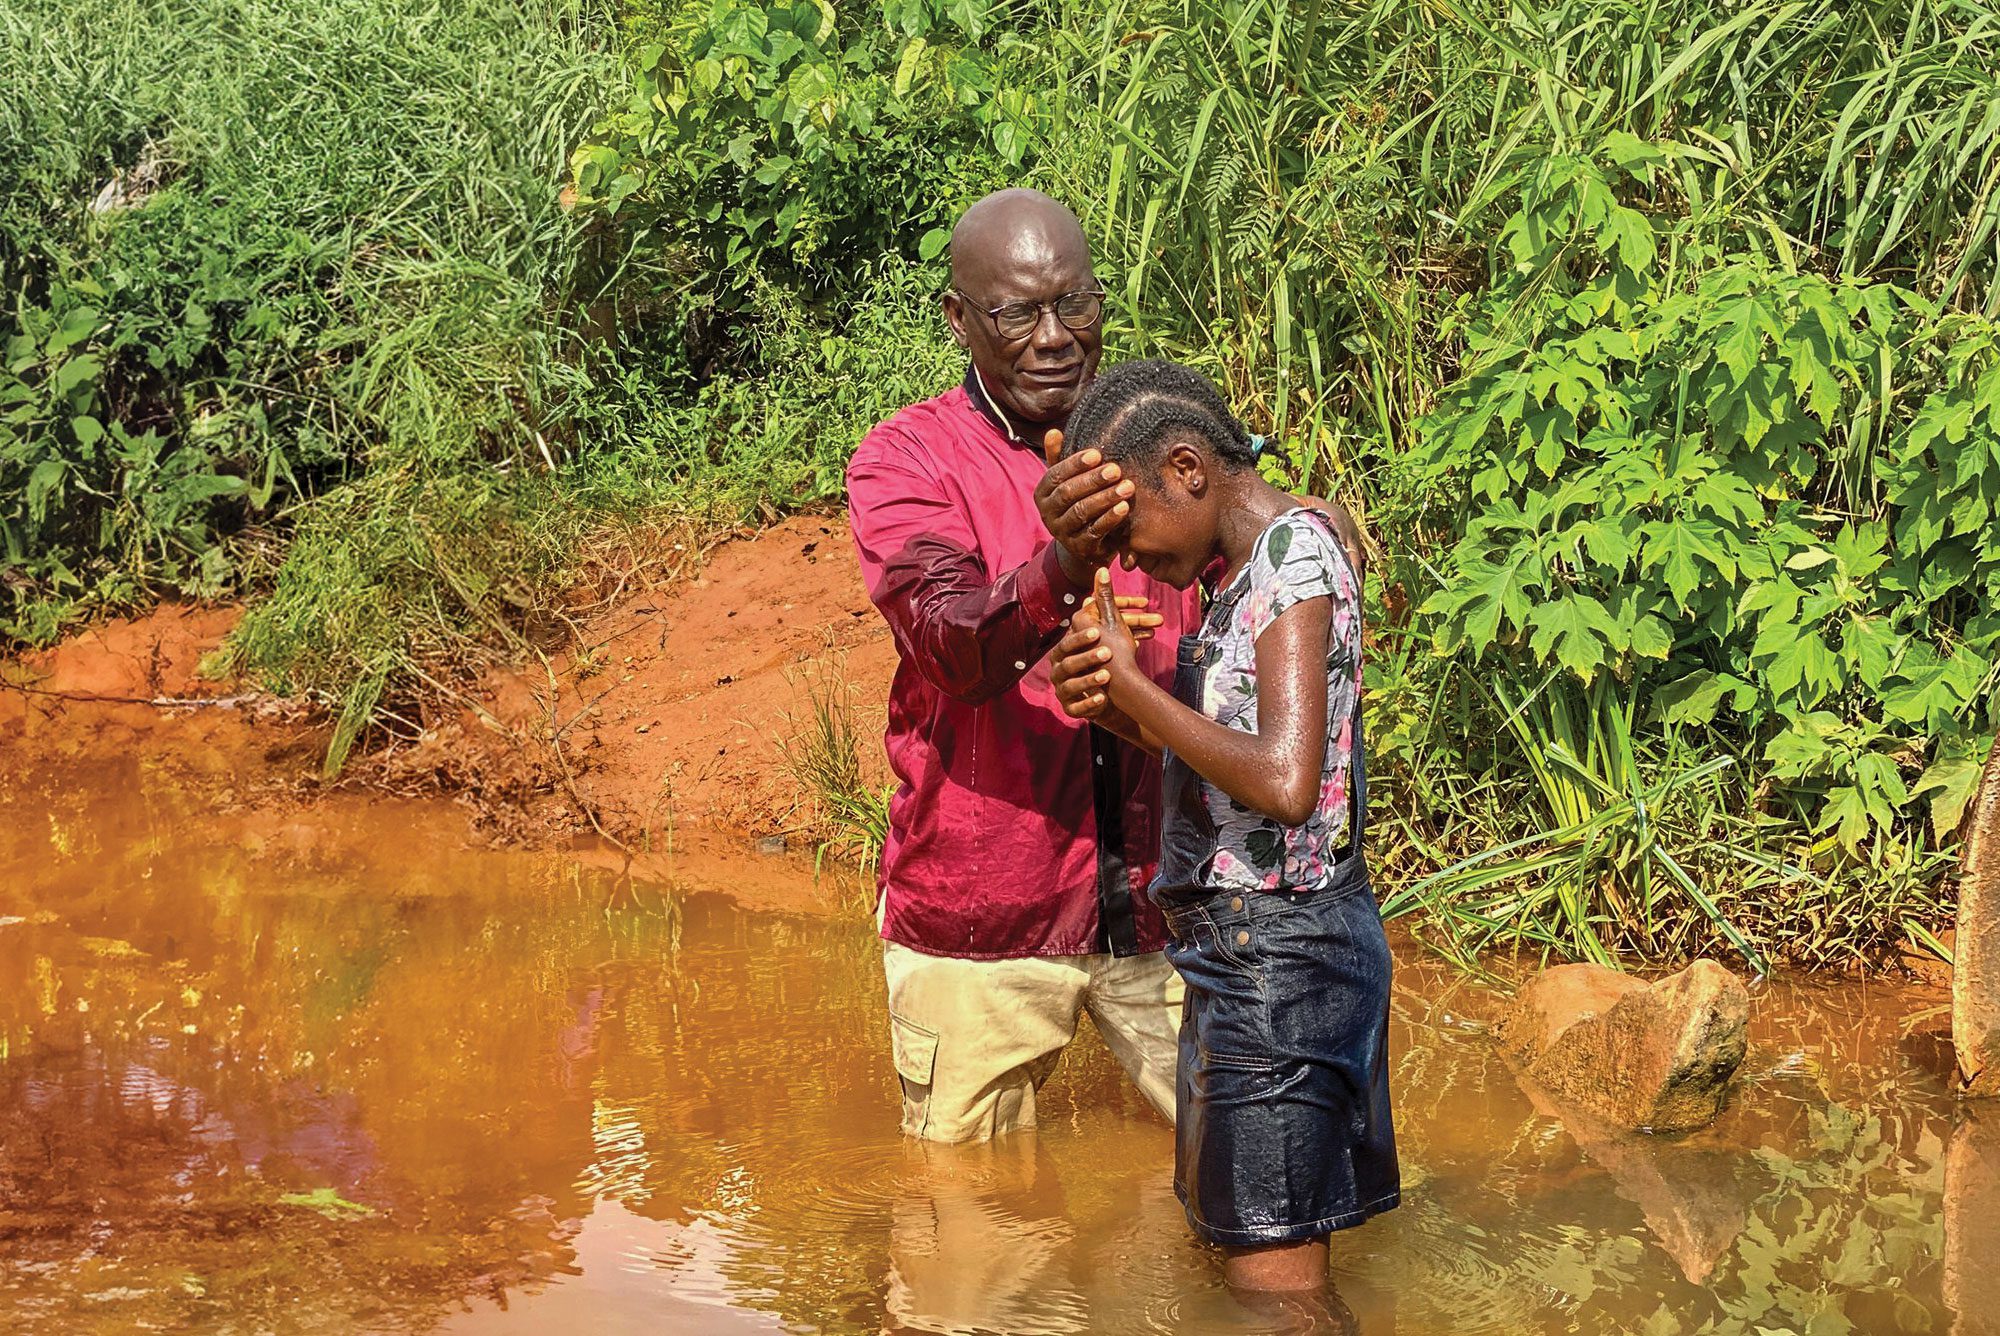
{"left": 475, "top": 511, "right": 897, "bottom": 846}
{"left": 0, "top": 515, "right": 897, "bottom": 865}
{"left": 0, "top": 603, "right": 326, "bottom": 779}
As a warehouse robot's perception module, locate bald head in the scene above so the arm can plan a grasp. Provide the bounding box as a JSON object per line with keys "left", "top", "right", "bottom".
{"left": 943, "top": 190, "right": 1102, "bottom": 428}
{"left": 949, "top": 189, "right": 1088, "bottom": 291}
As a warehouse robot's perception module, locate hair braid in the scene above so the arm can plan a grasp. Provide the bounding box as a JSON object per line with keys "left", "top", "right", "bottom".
{"left": 1061, "top": 360, "right": 1257, "bottom": 478}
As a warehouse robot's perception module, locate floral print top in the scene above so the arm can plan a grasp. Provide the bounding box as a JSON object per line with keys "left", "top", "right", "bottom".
{"left": 1162, "top": 507, "right": 1362, "bottom": 895}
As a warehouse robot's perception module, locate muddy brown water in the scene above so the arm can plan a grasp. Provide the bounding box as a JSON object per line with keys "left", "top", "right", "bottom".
{"left": 0, "top": 754, "right": 1983, "bottom": 1334}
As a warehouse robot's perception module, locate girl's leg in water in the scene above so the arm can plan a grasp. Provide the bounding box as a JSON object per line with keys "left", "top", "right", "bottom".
{"left": 1223, "top": 1236, "right": 1328, "bottom": 1292}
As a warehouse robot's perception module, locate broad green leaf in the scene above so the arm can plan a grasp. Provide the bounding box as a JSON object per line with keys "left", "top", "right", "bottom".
{"left": 1764, "top": 711, "right": 1845, "bottom": 777}
{"left": 1816, "top": 785, "right": 1872, "bottom": 851}
{"left": 1599, "top": 205, "right": 1655, "bottom": 271}
{"left": 892, "top": 36, "right": 929, "bottom": 98}
{"left": 1692, "top": 471, "right": 1763, "bottom": 526}
{"left": 51, "top": 353, "right": 100, "bottom": 399}
{"left": 1656, "top": 670, "right": 1729, "bottom": 724}
{"left": 1841, "top": 616, "right": 1898, "bottom": 684}
{"left": 25, "top": 458, "right": 64, "bottom": 523}
{"left": 1912, "top": 753, "right": 1985, "bottom": 840}
{"left": 1855, "top": 751, "right": 1910, "bottom": 809}
{"left": 1572, "top": 516, "right": 1638, "bottom": 571}
{"left": 1527, "top": 595, "right": 1617, "bottom": 680}
{"left": 1628, "top": 614, "right": 1673, "bottom": 659}
{"left": 1642, "top": 520, "right": 1725, "bottom": 607}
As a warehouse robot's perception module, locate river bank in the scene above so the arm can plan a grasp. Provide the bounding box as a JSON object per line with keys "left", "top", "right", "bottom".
{"left": 0, "top": 513, "right": 1960, "bottom": 984}
{"left": 0, "top": 514, "right": 896, "bottom": 877}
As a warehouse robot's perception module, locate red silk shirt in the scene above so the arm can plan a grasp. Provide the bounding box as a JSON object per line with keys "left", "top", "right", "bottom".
{"left": 846, "top": 372, "right": 1199, "bottom": 959}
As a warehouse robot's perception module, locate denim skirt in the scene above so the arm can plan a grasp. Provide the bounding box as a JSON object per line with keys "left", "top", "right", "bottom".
{"left": 1156, "top": 855, "right": 1400, "bottom": 1247}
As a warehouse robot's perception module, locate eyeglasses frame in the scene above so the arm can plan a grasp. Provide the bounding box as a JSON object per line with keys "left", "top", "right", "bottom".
{"left": 949, "top": 287, "right": 1109, "bottom": 342}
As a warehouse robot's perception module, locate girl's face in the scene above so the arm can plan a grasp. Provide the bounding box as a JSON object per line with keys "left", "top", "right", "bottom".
{"left": 1112, "top": 440, "right": 1221, "bottom": 589}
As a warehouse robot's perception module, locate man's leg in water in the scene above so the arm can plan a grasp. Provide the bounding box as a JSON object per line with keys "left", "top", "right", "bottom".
{"left": 882, "top": 941, "right": 1092, "bottom": 1143}
{"left": 1082, "top": 950, "right": 1185, "bottom": 1122}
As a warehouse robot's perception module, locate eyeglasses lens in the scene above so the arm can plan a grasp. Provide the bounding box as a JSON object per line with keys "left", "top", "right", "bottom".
{"left": 990, "top": 292, "right": 1102, "bottom": 340}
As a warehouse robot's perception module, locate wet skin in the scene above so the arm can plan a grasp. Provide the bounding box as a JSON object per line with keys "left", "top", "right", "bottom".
{"left": 1054, "top": 441, "right": 1336, "bottom": 831}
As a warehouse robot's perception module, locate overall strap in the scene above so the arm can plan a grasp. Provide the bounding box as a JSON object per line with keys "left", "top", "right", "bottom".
{"left": 1294, "top": 507, "right": 1367, "bottom": 861}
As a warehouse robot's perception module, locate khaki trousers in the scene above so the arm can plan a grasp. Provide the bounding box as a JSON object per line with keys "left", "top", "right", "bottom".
{"left": 881, "top": 938, "right": 1186, "bottom": 1144}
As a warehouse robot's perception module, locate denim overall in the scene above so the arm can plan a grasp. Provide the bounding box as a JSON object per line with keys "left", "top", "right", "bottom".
{"left": 1150, "top": 515, "right": 1402, "bottom": 1247}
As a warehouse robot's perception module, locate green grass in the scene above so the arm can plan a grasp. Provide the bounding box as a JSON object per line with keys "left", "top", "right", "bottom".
{"left": 779, "top": 652, "right": 894, "bottom": 876}
{"left": 1, "top": 0, "right": 963, "bottom": 767}
{"left": 0, "top": 0, "right": 622, "bottom": 628}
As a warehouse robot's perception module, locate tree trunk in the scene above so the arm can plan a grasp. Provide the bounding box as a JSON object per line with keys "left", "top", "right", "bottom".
{"left": 1957, "top": 733, "right": 2000, "bottom": 1097}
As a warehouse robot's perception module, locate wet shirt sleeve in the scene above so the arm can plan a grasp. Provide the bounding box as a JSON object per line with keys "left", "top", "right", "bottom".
{"left": 846, "top": 424, "right": 1087, "bottom": 705}
{"left": 1243, "top": 512, "right": 1360, "bottom": 653}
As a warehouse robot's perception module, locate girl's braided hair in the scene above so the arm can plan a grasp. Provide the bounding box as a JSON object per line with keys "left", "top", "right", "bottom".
{"left": 1061, "top": 359, "right": 1258, "bottom": 478}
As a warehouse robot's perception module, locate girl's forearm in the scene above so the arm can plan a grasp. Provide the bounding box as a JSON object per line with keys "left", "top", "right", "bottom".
{"left": 1109, "top": 674, "right": 1318, "bottom": 825}
{"left": 1089, "top": 701, "right": 1165, "bottom": 758}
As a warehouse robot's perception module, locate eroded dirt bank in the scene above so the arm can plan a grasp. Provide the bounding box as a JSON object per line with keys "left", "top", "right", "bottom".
{"left": 481, "top": 512, "right": 897, "bottom": 843}
{"left": 0, "top": 515, "right": 894, "bottom": 909}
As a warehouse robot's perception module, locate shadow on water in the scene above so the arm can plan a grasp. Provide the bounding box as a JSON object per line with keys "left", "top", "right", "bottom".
{"left": 0, "top": 754, "right": 1978, "bottom": 1334}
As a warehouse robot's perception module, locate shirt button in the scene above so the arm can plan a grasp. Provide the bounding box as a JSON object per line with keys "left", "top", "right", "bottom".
{"left": 1229, "top": 896, "right": 1244, "bottom": 911}
{"left": 1013, "top": 660, "right": 1027, "bottom": 670}
{"left": 1094, "top": 755, "right": 1104, "bottom": 765}
{"left": 1235, "top": 930, "right": 1251, "bottom": 947}
{"left": 1063, "top": 593, "right": 1077, "bottom": 605}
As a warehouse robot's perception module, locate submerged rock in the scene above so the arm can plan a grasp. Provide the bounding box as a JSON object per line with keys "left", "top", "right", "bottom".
{"left": 1500, "top": 961, "right": 1749, "bottom": 1133}
{"left": 1956, "top": 733, "right": 2000, "bottom": 1098}
{"left": 1517, "top": 1079, "right": 1750, "bottom": 1284}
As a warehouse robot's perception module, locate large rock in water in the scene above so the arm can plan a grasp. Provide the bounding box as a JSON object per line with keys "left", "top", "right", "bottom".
{"left": 1500, "top": 961, "right": 1749, "bottom": 1133}
{"left": 1956, "top": 733, "right": 2000, "bottom": 1098}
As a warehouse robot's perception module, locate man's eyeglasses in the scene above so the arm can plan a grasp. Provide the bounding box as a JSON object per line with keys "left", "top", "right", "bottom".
{"left": 952, "top": 289, "right": 1107, "bottom": 342}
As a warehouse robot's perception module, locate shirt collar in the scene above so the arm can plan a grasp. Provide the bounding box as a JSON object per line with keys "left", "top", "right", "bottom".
{"left": 963, "top": 364, "right": 1026, "bottom": 446}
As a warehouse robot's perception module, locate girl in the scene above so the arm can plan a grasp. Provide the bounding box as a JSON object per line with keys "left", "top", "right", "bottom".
{"left": 1048, "top": 360, "right": 1398, "bottom": 1294}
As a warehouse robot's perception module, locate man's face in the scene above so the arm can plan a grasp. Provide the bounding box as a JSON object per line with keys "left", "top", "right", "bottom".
{"left": 945, "top": 226, "right": 1103, "bottom": 427}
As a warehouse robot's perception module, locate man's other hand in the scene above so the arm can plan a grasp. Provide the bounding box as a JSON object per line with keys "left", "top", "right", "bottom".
{"left": 1035, "top": 429, "right": 1134, "bottom": 583}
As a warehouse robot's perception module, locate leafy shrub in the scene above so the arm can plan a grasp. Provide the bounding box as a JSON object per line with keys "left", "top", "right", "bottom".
{"left": 1410, "top": 147, "right": 1997, "bottom": 846}
{"left": 568, "top": 0, "right": 1043, "bottom": 319}
{"left": 1378, "top": 144, "right": 1994, "bottom": 964}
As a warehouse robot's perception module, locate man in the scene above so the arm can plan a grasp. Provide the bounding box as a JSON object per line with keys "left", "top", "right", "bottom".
{"left": 845, "top": 189, "right": 1198, "bottom": 1143}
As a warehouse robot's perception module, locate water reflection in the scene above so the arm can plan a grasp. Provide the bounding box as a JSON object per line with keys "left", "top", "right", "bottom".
{"left": 0, "top": 755, "right": 1975, "bottom": 1334}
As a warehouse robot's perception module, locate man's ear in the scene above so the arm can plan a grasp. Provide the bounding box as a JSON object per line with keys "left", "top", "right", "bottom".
{"left": 942, "top": 292, "right": 970, "bottom": 349}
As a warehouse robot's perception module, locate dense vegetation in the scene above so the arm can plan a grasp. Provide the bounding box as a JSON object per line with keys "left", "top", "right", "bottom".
{"left": 5, "top": 0, "right": 1997, "bottom": 968}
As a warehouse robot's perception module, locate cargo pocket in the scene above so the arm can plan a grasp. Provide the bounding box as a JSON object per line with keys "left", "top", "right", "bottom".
{"left": 888, "top": 1011, "right": 939, "bottom": 1139}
